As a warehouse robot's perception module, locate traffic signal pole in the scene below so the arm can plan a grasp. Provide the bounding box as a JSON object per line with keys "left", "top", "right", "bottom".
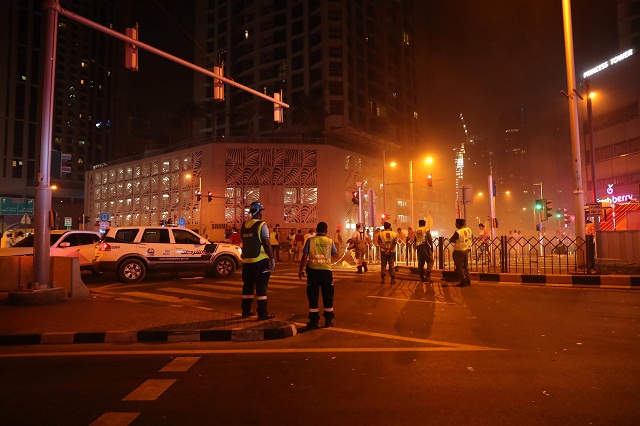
{"left": 31, "top": 0, "right": 291, "bottom": 292}
{"left": 53, "top": 3, "right": 289, "bottom": 109}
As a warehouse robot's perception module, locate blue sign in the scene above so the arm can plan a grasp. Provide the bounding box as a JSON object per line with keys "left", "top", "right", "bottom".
{"left": 99, "top": 212, "right": 110, "bottom": 222}
{"left": 177, "top": 217, "right": 187, "bottom": 227}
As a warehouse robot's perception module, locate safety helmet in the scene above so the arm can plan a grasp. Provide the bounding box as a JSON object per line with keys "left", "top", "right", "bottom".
{"left": 249, "top": 201, "right": 265, "bottom": 215}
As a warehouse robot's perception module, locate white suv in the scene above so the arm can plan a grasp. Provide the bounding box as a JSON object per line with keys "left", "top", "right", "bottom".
{"left": 94, "top": 226, "right": 242, "bottom": 283}
{"left": 0, "top": 230, "right": 101, "bottom": 272}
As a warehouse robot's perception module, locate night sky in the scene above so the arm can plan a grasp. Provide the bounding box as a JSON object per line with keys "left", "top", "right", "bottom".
{"left": 127, "top": 0, "right": 620, "bottom": 218}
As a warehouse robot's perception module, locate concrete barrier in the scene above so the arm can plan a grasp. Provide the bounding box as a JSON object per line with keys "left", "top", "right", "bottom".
{"left": 0, "top": 256, "right": 88, "bottom": 298}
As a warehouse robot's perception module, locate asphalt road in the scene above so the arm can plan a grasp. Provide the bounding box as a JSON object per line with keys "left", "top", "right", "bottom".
{"left": 1, "top": 263, "right": 639, "bottom": 425}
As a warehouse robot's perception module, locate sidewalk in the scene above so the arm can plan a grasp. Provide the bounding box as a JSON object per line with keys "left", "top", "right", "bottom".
{"left": 0, "top": 291, "right": 296, "bottom": 346}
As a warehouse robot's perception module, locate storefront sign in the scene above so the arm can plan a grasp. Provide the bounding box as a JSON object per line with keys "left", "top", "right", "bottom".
{"left": 583, "top": 49, "right": 633, "bottom": 78}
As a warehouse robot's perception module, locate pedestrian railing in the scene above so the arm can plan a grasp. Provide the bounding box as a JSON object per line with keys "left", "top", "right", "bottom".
{"left": 397, "top": 235, "right": 594, "bottom": 275}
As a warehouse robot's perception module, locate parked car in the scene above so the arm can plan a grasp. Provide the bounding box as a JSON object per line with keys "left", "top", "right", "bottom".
{"left": 0, "top": 230, "right": 101, "bottom": 271}
{"left": 94, "top": 226, "right": 242, "bottom": 283}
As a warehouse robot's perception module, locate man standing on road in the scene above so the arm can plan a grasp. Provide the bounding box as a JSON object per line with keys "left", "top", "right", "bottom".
{"left": 299, "top": 221, "right": 337, "bottom": 329}
{"left": 352, "top": 223, "right": 369, "bottom": 273}
{"left": 270, "top": 223, "right": 281, "bottom": 262}
{"left": 378, "top": 222, "right": 398, "bottom": 284}
{"left": 240, "top": 202, "right": 276, "bottom": 320}
{"left": 415, "top": 219, "right": 434, "bottom": 283}
{"left": 450, "top": 218, "right": 472, "bottom": 287}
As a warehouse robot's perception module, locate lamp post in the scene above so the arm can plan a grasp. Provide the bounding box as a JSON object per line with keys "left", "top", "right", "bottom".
{"left": 586, "top": 80, "right": 597, "bottom": 203}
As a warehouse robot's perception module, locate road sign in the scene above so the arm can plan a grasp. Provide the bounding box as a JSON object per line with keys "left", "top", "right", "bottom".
{"left": 99, "top": 212, "right": 110, "bottom": 222}
{"left": 588, "top": 202, "right": 603, "bottom": 217}
{"left": 64, "top": 216, "right": 72, "bottom": 227}
{"left": 178, "top": 217, "right": 186, "bottom": 227}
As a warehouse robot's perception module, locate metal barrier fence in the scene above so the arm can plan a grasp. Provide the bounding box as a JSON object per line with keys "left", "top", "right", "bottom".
{"left": 391, "top": 235, "right": 595, "bottom": 275}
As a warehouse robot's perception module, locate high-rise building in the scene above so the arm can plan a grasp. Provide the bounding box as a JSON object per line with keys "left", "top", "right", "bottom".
{"left": 193, "top": 0, "right": 419, "bottom": 153}
{"left": 0, "top": 0, "right": 124, "bottom": 230}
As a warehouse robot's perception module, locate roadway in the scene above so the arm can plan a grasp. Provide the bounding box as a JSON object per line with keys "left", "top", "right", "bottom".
{"left": 1, "top": 262, "right": 639, "bottom": 425}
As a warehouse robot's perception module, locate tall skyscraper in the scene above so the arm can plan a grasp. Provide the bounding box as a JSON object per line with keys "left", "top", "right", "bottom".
{"left": 0, "top": 0, "right": 124, "bottom": 229}
{"left": 193, "top": 0, "right": 419, "bottom": 153}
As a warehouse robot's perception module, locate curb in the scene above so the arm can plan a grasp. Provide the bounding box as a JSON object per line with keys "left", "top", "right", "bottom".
{"left": 0, "top": 323, "right": 298, "bottom": 347}
{"left": 396, "top": 266, "right": 640, "bottom": 289}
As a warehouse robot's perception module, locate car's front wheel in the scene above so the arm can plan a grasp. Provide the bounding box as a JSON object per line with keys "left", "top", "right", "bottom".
{"left": 211, "top": 255, "right": 236, "bottom": 278}
{"left": 118, "top": 258, "right": 147, "bottom": 283}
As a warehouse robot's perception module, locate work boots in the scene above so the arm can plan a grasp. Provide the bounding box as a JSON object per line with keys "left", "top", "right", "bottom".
{"left": 257, "top": 300, "right": 275, "bottom": 320}
{"left": 241, "top": 298, "right": 254, "bottom": 318}
{"left": 307, "top": 312, "right": 321, "bottom": 329}
{"left": 363, "top": 262, "right": 368, "bottom": 272}
{"left": 323, "top": 311, "right": 335, "bottom": 328}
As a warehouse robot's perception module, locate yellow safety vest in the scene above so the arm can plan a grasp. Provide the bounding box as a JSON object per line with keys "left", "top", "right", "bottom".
{"left": 415, "top": 226, "right": 429, "bottom": 244}
{"left": 379, "top": 230, "right": 397, "bottom": 251}
{"left": 308, "top": 236, "right": 333, "bottom": 270}
{"left": 241, "top": 220, "right": 268, "bottom": 263}
{"left": 454, "top": 227, "right": 473, "bottom": 251}
{"left": 270, "top": 231, "right": 279, "bottom": 245}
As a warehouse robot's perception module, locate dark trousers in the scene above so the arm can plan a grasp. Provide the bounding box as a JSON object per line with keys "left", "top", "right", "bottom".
{"left": 305, "top": 267, "right": 334, "bottom": 320}
{"left": 453, "top": 250, "right": 470, "bottom": 284}
{"left": 416, "top": 244, "right": 434, "bottom": 280}
{"left": 380, "top": 251, "right": 396, "bottom": 278}
{"left": 272, "top": 244, "right": 280, "bottom": 261}
{"left": 241, "top": 258, "right": 271, "bottom": 315}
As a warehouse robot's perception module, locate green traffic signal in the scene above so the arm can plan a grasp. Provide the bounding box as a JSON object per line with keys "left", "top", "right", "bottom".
{"left": 535, "top": 199, "right": 543, "bottom": 210}
{"left": 556, "top": 208, "right": 562, "bottom": 219}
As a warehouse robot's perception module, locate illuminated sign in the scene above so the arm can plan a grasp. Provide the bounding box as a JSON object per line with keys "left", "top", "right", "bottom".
{"left": 583, "top": 49, "right": 633, "bottom": 79}
{"left": 597, "top": 183, "right": 634, "bottom": 204}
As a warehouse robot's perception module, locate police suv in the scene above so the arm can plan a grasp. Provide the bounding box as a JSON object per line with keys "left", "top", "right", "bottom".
{"left": 94, "top": 226, "right": 242, "bottom": 283}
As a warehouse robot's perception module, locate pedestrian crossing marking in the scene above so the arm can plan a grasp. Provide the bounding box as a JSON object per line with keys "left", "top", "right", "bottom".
{"left": 90, "top": 412, "right": 140, "bottom": 425}
{"left": 123, "top": 291, "right": 201, "bottom": 304}
{"left": 160, "top": 287, "right": 235, "bottom": 299}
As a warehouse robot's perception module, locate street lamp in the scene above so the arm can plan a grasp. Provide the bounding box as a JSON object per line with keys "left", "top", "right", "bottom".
{"left": 388, "top": 156, "right": 433, "bottom": 227}
{"left": 586, "top": 80, "right": 597, "bottom": 203}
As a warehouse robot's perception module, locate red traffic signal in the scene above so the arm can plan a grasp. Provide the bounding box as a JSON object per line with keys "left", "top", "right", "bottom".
{"left": 351, "top": 191, "right": 359, "bottom": 205}
{"left": 427, "top": 174, "right": 433, "bottom": 187}
{"left": 207, "top": 191, "right": 213, "bottom": 202}
{"left": 195, "top": 190, "right": 202, "bottom": 202}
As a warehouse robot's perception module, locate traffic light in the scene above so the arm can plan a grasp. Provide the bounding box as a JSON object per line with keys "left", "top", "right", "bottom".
{"left": 427, "top": 174, "right": 433, "bottom": 187}
{"left": 274, "top": 90, "right": 284, "bottom": 123}
{"left": 563, "top": 209, "right": 571, "bottom": 226}
{"left": 195, "top": 190, "right": 202, "bottom": 202}
{"left": 381, "top": 212, "right": 389, "bottom": 222}
{"left": 51, "top": 150, "right": 72, "bottom": 178}
{"left": 545, "top": 199, "right": 553, "bottom": 220}
{"left": 207, "top": 191, "right": 213, "bottom": 202}
{"left": 535, "top": 199, "right": 543, "bottom": 211}
{"left": 351, "top": 191, "right": 359, "bottom": 205}
{"left": 125, "top": 25, "right": 139, "bottom": 71}
{"left": 213, "top": 64, "right": 224, "bottom": 101}
{"left": 556, "top": 208, "right": 562, "bottom": 219}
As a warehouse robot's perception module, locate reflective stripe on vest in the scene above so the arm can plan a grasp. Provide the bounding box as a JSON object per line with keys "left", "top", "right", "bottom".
{"left": 308, "top": 236, "right": 332, "bottom": 270}
{"left": 454, "top": 227, "right": 473, "bottom": 251}
{"left": 241, "top": 220, "right": 268, "bottom": 263}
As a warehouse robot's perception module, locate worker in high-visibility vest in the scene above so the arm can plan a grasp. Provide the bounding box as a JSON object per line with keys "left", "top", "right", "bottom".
{"left": 378, "top": 221, "right": 398, "bottom": 285}
{"left": 299, "top": 221, "right": 337, "bottom": 329}
{"left": 240, "top": 201, "right": 276, "bottom": 320}
{"left": 450, "top": 218, "right": 473, "bottom": 287}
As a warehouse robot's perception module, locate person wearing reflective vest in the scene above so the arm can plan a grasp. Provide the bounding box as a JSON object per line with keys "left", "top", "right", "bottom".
{"left": 415, "top": 219, "right": 434, "bottom": 283}
{"left": 299, "top": 221, "right": 337, "bottom": 329}
{"left": 270, "top": 223, "right": 281, "bottom": 262}
{"left": 241, "top": 201, "right": 276, "bottom": 320}
{"left": 450, "top": 218, "right": 473, "bottom": 287}
{"left": 378, "top": 221, "right": 398, "bottom": 285}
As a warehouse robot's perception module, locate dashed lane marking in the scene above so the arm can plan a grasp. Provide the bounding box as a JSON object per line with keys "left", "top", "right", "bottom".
{"left": 90, "top": 412, "right": 140, "bottom": 426}
{"left": 123, "top": 379, "right": 176, "bottom": 401}
{"left": 159, "top": 356, "right": 200, "bottom": 372}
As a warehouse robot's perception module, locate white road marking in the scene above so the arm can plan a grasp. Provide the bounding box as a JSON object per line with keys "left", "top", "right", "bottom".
{"left": 90, "top": 412, "right": 140, "bottom": 426}
{"left": 123, "top": 379, "right": 176, "bottom": 401}
{"left": 159, "top": 357, "right": 200, "bottom": 372}
{"left": 367, "top": 295, "right": 449, "bottom": 304}
{"left": 160, "top": 287, "right": 234, "bottom": 299}
{"left": 122, "top": 292, "right": 200, "bottom": 304}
